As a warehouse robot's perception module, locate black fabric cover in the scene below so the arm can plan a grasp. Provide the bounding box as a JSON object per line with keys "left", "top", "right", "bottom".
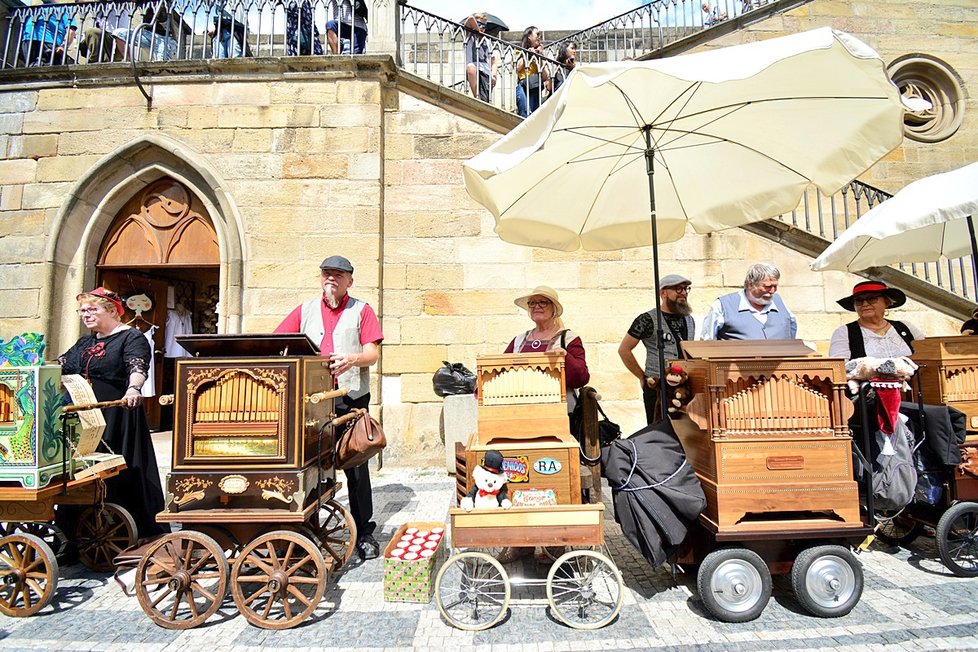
{"left": 899, "top": 401, "right": 966, "bottom": 467}
{"left": 601, "top": 418, "right": 706, "bottom": 568}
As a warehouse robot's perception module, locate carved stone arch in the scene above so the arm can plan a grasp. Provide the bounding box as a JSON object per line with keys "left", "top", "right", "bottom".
{"left": 43, "top": 133, "right": 245, "bottom": 353}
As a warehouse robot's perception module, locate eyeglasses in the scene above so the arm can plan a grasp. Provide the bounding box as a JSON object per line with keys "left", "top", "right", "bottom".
{"left": 527, "top": 300, "right": 552, "bottom": 308}
{"left": 667, "top": 286, "right": 691, "bottom": 294}
{"left": 76, "top": 307, "right": 102, "bottom": 315}
{"left": 853, "top": 295, "right": 883, "bottom": 305}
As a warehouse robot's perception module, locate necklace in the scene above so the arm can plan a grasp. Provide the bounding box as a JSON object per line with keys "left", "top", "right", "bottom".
{"left": 528, "top": 327, "right": 557, "bottom": 350}
{"left": 865, "top": 323, "right": 890, "bottom": 336}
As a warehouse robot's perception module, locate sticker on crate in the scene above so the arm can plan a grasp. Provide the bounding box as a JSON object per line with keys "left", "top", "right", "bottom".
{"left": 383, "top": 522, "right": 445, "bottom": 603}
{"left": 511, "top": 487, "right": 558, "bottom": 507}
{"left": 496, "top": 455, "right": 529, "bottom": 483}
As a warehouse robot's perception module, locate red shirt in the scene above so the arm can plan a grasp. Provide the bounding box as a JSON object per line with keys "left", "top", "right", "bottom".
{"left": 275, "top": 294, "right": 384, "bottom": 356}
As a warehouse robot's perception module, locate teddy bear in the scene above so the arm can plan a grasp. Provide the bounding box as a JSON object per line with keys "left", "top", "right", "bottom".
{"left": 961, "top": 309, "right": 978, "bottom": 335}
{"left": 460, "top": 450, "right": 513, "bottom": 512}
{"left": 664, "top": 365, "right": 693, "bottom": 416}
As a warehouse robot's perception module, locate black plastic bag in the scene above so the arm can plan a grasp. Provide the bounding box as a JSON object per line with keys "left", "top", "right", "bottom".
{"left": 432, "top": 361, "right": 476, "bottom": 396}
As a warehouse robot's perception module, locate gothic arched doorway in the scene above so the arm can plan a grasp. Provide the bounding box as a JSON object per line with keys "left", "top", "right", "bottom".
{"left": 96, "top": 177, "right": 220, "bottom": 431}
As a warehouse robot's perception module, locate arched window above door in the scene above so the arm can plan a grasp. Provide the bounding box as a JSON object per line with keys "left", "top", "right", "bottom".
{"left": 98, "top": 178, "right": 219, "bottom": 266}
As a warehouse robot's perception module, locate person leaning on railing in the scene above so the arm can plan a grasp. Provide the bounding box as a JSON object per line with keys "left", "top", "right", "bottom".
{"left": 78, "top": 2, "right": 131, "bottom": 63}
{"left": 462, "top": 12, "right": 499, "bottom": 102}
{"left": 326, "top": 0, "right": 368, "bottom": 54}
{"left": 515, "top": 26, "right": 550, "bottom": 117}
{"left": 19, "top": 0, "right": 77, "bottom": 67}
{"left": 551, "top": 41, "right": 577, "bottom": 94}
{"left": 111, "top": 3, "right": 192, "bottom": 62}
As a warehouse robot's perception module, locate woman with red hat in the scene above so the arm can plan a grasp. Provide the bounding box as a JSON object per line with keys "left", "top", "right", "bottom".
{"left": 58, "top": 287, "right": 167, "bottom": 540}
{"left": 828, "top": 280, "right": 924, "bottom": 360}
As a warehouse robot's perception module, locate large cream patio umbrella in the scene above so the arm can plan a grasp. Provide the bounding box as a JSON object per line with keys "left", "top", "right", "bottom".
{"left": 811, "top": 161, "right": 978, "bottom": 292}
{"left": 463, "top": 27, "right": 906, "bottom": 419}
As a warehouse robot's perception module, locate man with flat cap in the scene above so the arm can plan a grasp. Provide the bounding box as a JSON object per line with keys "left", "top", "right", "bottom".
{"left": 618, "top": 274, "right": 695, "bottom": 424}
{"left": 275, "top": 255, "right": 384, "bottom": 560}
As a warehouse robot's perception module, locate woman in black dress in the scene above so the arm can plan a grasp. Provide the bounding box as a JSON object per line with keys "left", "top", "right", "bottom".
{"left": 59, "top": 287, "right": 166, "bottom": 539}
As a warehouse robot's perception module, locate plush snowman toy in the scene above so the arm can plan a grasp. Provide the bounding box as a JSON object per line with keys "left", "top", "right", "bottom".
{"left": 460, "top": 450, "right": 512, "bottom": 511}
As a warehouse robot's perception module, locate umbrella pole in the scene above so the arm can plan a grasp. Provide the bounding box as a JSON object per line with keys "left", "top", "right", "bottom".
{"left": 644, "top": 127, "right": 669, "bottom": 422}
{"left": 967, "top": 215, "right": 978, "bottom": 297}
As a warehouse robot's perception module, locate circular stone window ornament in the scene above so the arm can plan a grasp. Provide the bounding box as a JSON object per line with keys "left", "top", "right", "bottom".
{"left": 888, "top": 54, "right": 966, "bottom": 143}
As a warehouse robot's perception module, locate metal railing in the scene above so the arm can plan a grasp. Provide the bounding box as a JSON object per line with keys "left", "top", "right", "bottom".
{"left": 2, "top": 0, "right": 367, "bottom": 68}
{"left": 399, "top": 6, "right": 562, "bottom": 117}
{"left": 775, "top": 180, "right": 976, "bottom": 301}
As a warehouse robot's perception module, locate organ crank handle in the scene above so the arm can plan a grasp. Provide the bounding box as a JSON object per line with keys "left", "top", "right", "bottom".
{"left": 329, "top": 408, "right": 365, "bottom": 428}
{"left": 305, "top": 388, "right": 349, "bottom": 404}
{"left": 158, "top": 394, "right": 174, "bottom": 405}
{"left": 62, "top": 398, "right": 127, "bottom": 413}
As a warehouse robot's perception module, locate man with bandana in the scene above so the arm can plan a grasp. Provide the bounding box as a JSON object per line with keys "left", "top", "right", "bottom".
{"left": 275, "top": 255, "right": 384, "bottom": 560}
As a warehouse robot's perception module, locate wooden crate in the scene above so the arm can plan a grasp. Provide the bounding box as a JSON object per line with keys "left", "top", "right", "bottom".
{"left": 449, "top": 504, "right": 603, "bottom": 549}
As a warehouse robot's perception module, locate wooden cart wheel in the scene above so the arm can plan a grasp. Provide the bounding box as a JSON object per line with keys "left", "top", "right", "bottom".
{"left": 1, "top": 522, "right": 68, "bottom": 560}
{"left": 875, "top": 512, "right": 924, "bottom": 546}
{"left": 74, "top": 503, "right": 138, "bottom": 572}
{"left": 936, "top": 501, "right": 978, "bottom": 577}
{"left": 316, "top": 501, "right": 357, "bottom": 570}
{"left": 697, "top": 547, "right": 772, "bottom": 623}
{"left": 435, "top": 551, "right": 510, "bottom": 631}
{"left": 230, "top": 529, "right": 327, "bottom": 629}
{"left": 791, "top": 545, "right": 863, "bottom": 618}
{"left": 135, "top": 531, "right": 230, "bottom": 629}
{"left": 546, "top": 549, "right": 623, "bottom": 629}
{"left": 0, "top": 533, "right": 59, "bottom": 617}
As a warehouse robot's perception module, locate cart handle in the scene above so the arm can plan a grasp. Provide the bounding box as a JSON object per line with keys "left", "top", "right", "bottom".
{"left": 62, "top": 398, "right": 127, "bottom": 413}
{"left": 330, "top": 408, "right": 364, "bottom": 428}
{"left": 305, "top": 388, "right": 350, "bottom": 404}
{"left": 158, "top": 394, "right": 174, "bottom": 405}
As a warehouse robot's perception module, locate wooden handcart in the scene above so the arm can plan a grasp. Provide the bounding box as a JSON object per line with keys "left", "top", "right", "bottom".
{"left": 437, "top": 353, "right": 624, "bottom": 630}
{"left": 128, "top": 334, "right": 357, "bottom": 630}
{"left": 0, "top": 364, "right": 136, "bottom": 617}
{"left": 668, "top": 340, "right": 873, "bottom": 622}
{"left": 872, "top": 336, "right": 978, "bottom": 577}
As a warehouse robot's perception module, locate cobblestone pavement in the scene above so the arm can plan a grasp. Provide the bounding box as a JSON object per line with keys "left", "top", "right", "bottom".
{"left": 1, "top": 433, "right": 977, "bottom": 651}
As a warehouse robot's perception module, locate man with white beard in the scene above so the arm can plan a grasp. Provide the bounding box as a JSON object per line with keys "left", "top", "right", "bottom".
{"left": 618, "top": 274, "right": 695, "bottom": 424}
{"left": 275, "top": 255, "right": 384, "bottom": 560}
{"left": 700, "top": 262, "right": 797, "bottom": 341}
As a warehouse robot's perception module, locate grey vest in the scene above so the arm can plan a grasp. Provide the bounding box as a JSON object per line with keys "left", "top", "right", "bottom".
{"left": 641, "top": 309, "right": 695, "bottom": 378}
{"left": 300, "top": 295, "right": 369, "bottom": 399}
{"left": 716, "top": 291, "right": 792, "bottom": 340}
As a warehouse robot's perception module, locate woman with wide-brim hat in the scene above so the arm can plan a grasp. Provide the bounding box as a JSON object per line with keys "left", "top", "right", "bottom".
{"left": 828, "top": 280, "right": 924, "bottom": 360}
{"left": 505, "top": 285, "right": 590, "bottom": 400}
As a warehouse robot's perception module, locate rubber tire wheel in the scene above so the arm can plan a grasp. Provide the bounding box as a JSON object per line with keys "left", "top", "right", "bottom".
{"left": 435, "top": 551, "right": 510, "bottom": 631}
{"left": 791, "top": 545, "right": 863, "bottom": 618}
{"left": 0, "top": 533, "right": 59, "bottom": 617}
{"left": 545, "top": 549, "right": 623, "bottom": 630}
{"left": 876, "top": 513, "right": 923, "bottom": 546}
{"left": 936, "top": 501, "right": 978, "bottom": 577}
{"left": 697, "top": 547, "right": 772, "bottom": 623}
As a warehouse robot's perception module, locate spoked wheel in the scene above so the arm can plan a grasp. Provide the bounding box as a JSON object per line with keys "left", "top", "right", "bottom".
{"left": 316, "top": 501, "right": 357, "bottom": 570}
{"left": 1, "top": 522, "right": 68, "bottom": 560}
{"left": 546, "top": 550, "right": 623, "bottom": 629}
{"left": 697, "top": 547, "right": 772, "bottom": 623}
{"left": 791, "top": 545, "right": 863, "bottom": 618}
{"left": 230, "top": 530, "right": 327, "bottom": 629}
{"left": 875, "top": 512, "right": 923, "bottom": 547}
{"left": 541, "top": 545, "right": 596, "bottom": 563}
{"left": 74, "top": 503, "right": 137, "bottom": 572}
{"left": 135, "top": 531, "right": 230, "bottom": 630}
{"left": 936, "top": 501, "right": 978, "bottom": 577}
{"left": 435, "top": 551, "right": 510, "bottom": 631}
{"left": 0, "top": 533, "right": 59, "bottom": 617}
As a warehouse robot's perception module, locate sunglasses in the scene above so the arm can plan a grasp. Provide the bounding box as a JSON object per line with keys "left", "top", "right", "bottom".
{"left": 527, "top": 300, "right": 552, "bottom": 308}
